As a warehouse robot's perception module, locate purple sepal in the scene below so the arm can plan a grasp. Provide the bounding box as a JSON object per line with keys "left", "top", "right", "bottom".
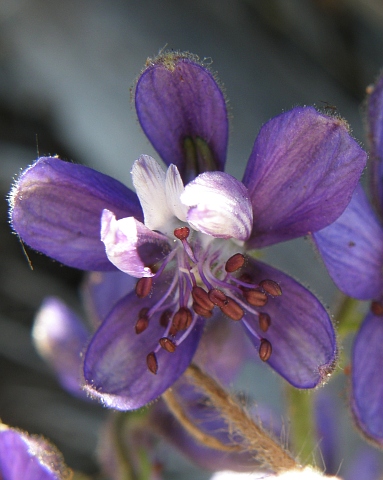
{"left": 101, "top": 209, "right": 170, "bottom": 277}
{"left": 243, "top": 107, "right": 367, "bottom": 248}
{"left": 83, "top": 274, "right": 204, "bottom": 410}
{"left": 313, "top": 185, "right": 383, "bottom": 300}
{"left": 181, "top": 172, "right": 253, "bottom": 240}
{"left": 33, "top": 297, "right": 90, "bottom": 400}
{"left": 135, "top": 54, "right": 228, "bottom": 181}
{"left": 242, "top": 259, "right": 337, "bottom": 388}
{"left": 0, "top": 426, "right": 70, "bottom": 480}
{"left": 9, "top": 157, "right": 142, "bottom": 271}
{"left": 367, "top": 72, "right": 383, "bottom": 211}
{"left": 351, "top": 312, "right": 383, "bottom": 446}
{"left": 82, "top": 271, "right": 136, "bottom": 327}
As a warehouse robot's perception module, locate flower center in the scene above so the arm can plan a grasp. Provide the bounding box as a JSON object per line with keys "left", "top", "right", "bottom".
{"left": 134, "top": 226, "right": 282, "bottom": 374}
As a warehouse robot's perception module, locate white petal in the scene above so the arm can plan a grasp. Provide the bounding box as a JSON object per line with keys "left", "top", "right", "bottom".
{"left": 165, "top": 164, "right": 188, "bottom": 221}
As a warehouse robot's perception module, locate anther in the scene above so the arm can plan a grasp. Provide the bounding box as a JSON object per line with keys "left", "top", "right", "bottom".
{"left": 159, "top": 337, "right": 177, "bottom": 353}
{"left": 259, "top": 338, "right": 272, "bottom": 361}
{"left": 371, "top": 301, "right": 383, "bottom": 316}
{"left": 220, "top": 297, "right": 244, "bottom": 321}
{"left": 260, "top": 279, "right": 282, "bottom": 297}
{"left": 159, "top": 309, "right": 173, "bottom": 328}
{"left": 135, "top": 307, "right": 149, "bottom": 334}
{"left": 208, "top": 288, "right": 228, "bottom": 307}
{"left": 243, "top": 289, "right": 268, "bottom": 307}
{"left": 135, "top": 277, "right": 153, "bottom": 298}
{"left": 172, "top": 307, "right": 192, "bottom": 331}
{"left": 192, "top": 286, "right": 214, "bottom": 311}
{"left": 146, "top": 352, "right": 158, "bottom": 374}
{"left": 225, "top": 253, "right": 245, "bottom": 273}
{"left": 193, "top": 302, "right": 213, "bottom": 318}
{"left": 174, "top": 226, "right": 190, "bottom": 240}
{"left": 258, "top": 312, "right": 271, "bottom": 332}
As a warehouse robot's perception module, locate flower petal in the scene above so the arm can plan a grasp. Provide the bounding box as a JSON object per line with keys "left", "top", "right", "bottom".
{"left": 165, "top": 164, "right": 188, "bottom": 222}
{"left": 135, "top": 53, "right": 228, "bottom": 181}
{"left": 32, "top": 298, "right": 90, "bottom": 399}
{"left": 313, "top": 185, "right": 383, "bottom": 300}
{"left": 0, "top": 425, "right": 70, "bottom": 480}
{"left": 9, "top": 156, "right": 142, "bottom": 271}
{"left": 351, "top": 312, "right": 383, "bottom": 446}
{"left": 367, "top": 72, "right": 383, "bottom": 211}
{"left": 242, "top": 259, "right": 336, "bottom": 388}
{"left": 101, "top": 209, "right": 170, "bottom": 277}
{"left": 181, "top": 172, "right": 253, "bottom": 240}
{"left": 83, "top": 275, "right": 204, "bottom": 410}
{"left": 243, "top": 107, "right": 367, "bottom": 248}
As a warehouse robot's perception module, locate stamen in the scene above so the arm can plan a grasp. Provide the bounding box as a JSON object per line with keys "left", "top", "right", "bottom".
{"left": 146, "top": 352, "right": 158, "bottom": 374}
{"left": 225, "top": 253, "right": 245, "bottom": 273}
{"left": 159, "top": 309, "right": 173, "bottom": 327}
{"left": 243, "top": 289, "right": 268, "bottom": 307}
{"left": 174, "top": 226, "right": 190, "bottom": 240}
{"left": 260, "top": 279, "right": 282, "bottom": 297}
{"left": 172, "top": 307, "right": 193, "bottom": 331}
{"left": 159, "top": 337, "right": 177, "bottom": 353}
{"left": 371, "top": 301, "right": 383, "bottom": 316}
{"left": 135, "top": 307, "right": 149, "bottom": 334}
{"left": 258, "top": 312, "right": 271, "bottom": 332}
{"left": 135, "top": 277, "right": 153, "bottom": 298}
{"left": 192, "top": 302, "right": 213, "bottom": 318}
{"left": 220, "top": 297, "right": 244, "bottom": 321}
{"left": 208, "top": 288, "right": 228, "bottom": 307}
{"left": 259, "top": 338, "right": 272, "bottom": 361}
{"left": 192, "top": 286, "right": 214, "bottom": 311}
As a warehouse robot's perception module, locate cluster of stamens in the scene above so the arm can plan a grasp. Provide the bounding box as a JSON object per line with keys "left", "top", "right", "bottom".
{"left": 134, "top": 226, "right": 282, "bottom": 374}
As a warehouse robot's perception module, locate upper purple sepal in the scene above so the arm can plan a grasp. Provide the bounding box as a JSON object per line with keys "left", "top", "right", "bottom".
{"left": 351, "top": 311, "right": 383, "bottom": 446}
{"left": 313, "top": 185, "right": 383, "bottom": 300}
{"left": 243, "top": 107, "right": 367, "bottom": 248}
{"left": 135, "top": 53, "right": 228, "bottom": 182}
{"left": 9, "top": 157, "right": 142, "bottom": 271}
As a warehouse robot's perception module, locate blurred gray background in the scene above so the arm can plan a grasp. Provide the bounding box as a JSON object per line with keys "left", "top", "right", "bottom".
{"left": 1, "top": 0, "right": 383, "bottom": 478}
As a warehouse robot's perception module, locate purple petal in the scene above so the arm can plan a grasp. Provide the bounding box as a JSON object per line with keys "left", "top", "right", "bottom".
{"left": 351, "top": 312, "right": 383, "bottom": 446}
{"left": 181, "top": 172, "right": 253, "bottom": 240}
{"left": 101, "top": 209, "right": 170, "bottom": 277}
{"left": 313, "top": 185, "right": 383, "bottom": 300}
{"left": 367, "top": 73, "right": 383, "bottom": 211}
{"left": 82, "top": 271, "right": 136, "bottom": 327}
{"left": 242, "top": 259, "right": 336, "bottom": 388}
{"left": 9, "top": 157, "right": 142, "bottom": 271}
{"left": 243, "top": 107, "right": 367, "bottom": 248}
{"left": 135, "top": 53, "right": 228, "bottom": 181}
{"left": 83, "top": 273, "right": 204, "bottom": 410}
{"left": 33, "top": 297, "right": 90, "bottom": 400}
{"left": 0, "top": 426, "right": 70, "bottom": 480}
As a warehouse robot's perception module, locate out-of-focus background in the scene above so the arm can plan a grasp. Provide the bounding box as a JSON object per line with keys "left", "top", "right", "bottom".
{"left": 1, "top": 0, "right": 383, "bottom": 478}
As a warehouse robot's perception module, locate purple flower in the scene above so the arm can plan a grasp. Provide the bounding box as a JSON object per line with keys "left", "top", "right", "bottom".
{"left": 0, "top": 424, "right": 71, "bottom": 480}
{"left": 313, "top": 73, "right": 383, "bottom": 446}
{"left": 9, "top": 52, "right": 366, "bottom": 410}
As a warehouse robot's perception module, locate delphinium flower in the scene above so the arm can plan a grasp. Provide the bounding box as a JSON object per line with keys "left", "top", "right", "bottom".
{"left": 9, "top": 52, "right": 367, "bottom": 411}
{"left": 313, "top": 72, "right": 383, "bottom": 446}
{"left": 0, "top": 423, "right": 71, "bottom": 480}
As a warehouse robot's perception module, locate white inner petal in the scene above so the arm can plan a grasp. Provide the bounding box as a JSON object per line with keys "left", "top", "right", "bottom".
{"left": 165, "top": 164, "right": 188, "bottom": 222}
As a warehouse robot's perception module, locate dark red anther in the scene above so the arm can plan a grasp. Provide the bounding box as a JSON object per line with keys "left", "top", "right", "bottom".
{"left": 172, "top": 307, "right": 192, "bottom": 330}
{"left": 371, "top": 301, "right": 383, "bottom": 316}
{"left": 243, "top": 289, "right": 268, "bottom": 307}
{"left": 159, "top": 309, "right": 173, "bottom": 328}
{"left": 225, "top": 253, "right": 245, "bottom": 273}
{"left": 258, "top": 312, "right": 271, "bottom": 332}
{"left": 192, "top": 302, "right": 213, "bottom": 318}
{"left": 168, "top": 324, "right": 179, "bottom": 337}
{"left": 259, "top": 338, "right": 272, "bottom": 361}
{"left": 135, "top": 307, "right": 149, "bottom": 334}
{"left": 192, "top": 286, "right": 214, "bottom": 311}
{"left": 220, "top": 297, "right": 244, "bottom": 321}
{"left": 146, "top": 352, "right": 158, "bottom": 374}
{"left": 260, "top": 279, "right": 282, "bottom": 297}
{"left": 135, "top": 277, "right": 153, "bottom": 298}
{"left": 208, "top": 288, "right": 228, "bottom": 307}
{"left": 239, "top": 273, "right": 254, "bottom": 287}
{"left": 174, "top": 226, "right": 190, "bottom": 240}
{"left": 159, "top": 337, "right": 177, "bottom": 353}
